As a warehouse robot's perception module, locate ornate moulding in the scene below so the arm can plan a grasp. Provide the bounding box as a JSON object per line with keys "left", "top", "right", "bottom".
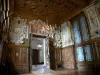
{"left": 54, "top": 27, "right": 62, "bottom": 48}
{"left": 9, "top": 16, "right": 28, "bottom": 44}
{"left": 84, "top": 4, "right": 100, "bottom": 38}
{"left": 29, "top": 20, "right": 55, "bottom": 38}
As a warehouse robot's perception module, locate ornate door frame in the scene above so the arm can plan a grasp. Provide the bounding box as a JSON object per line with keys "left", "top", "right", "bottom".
{"left": 29, "top": 34, "right": 50, "bottom": 71}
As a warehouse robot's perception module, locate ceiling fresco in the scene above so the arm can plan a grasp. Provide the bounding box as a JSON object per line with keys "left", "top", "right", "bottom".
{"left": 13, "top": 0, "right": 93, "bottom": 23}
{"left": 15, "top": 0, "right": 78, "bottom": 15}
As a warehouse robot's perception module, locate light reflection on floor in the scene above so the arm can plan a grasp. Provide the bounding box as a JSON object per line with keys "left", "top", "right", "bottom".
{"left": 20, "top": 66, "right": 96, "bottom": 75}
{"left": 32, "top": 65, "right": 44, "bottom": 71}
{"left": 32, "top": 68, "right": 56, "bottom": 75}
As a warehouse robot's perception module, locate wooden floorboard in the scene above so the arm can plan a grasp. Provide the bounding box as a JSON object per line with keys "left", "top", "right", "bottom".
{"left": 19, "top": 69, "right": 96, "bottom": 75}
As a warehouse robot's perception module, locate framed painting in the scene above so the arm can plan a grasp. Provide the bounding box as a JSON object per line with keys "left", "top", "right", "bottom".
{"left": 61, "top": 21, "right": 74, "bottom": 47}
{"left": 84, "top": 5, "right": 100, "bottom": 38}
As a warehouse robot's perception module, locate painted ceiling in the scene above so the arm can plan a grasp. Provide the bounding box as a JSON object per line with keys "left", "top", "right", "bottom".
{"left": 13, "top": 0, "right": 93, "bottom": 24}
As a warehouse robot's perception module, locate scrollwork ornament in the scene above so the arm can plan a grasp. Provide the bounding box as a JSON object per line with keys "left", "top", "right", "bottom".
{"left": 9, "top": 16, "right": 28, "bottom": 44}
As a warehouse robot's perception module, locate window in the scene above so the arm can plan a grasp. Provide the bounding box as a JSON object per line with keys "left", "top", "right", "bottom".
{"left": 73, "top": 20, "right": 81, "bottom": 44}
{"left": 77, "top": 47, "right": 84, "bottom": 61}
{"left": 79, "top": 16, "right": 89, "bottom": 41}
{"left": 71, "top": 12, "right": 93, "bottom": 62}
{"left": 84, "top": 45, "right": 92, "bottom": 61}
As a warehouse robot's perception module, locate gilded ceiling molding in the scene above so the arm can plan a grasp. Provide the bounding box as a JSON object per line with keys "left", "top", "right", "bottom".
{"left": 9, "top": 16, "right": 28, "bottom": 44}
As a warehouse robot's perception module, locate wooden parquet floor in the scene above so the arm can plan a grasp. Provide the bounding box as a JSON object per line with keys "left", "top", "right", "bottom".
{"left": 19, "top": 69, "right": 96, "bottom": 75}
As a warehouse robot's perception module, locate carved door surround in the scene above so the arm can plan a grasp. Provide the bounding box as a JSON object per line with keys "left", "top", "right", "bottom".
{"left": 30, "top": 34, "right": 50, "bottom": 71}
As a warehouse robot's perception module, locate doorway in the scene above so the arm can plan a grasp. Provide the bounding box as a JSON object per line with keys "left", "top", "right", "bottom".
{"left": 30, "top": 34, "right": 50, "bottom": 71}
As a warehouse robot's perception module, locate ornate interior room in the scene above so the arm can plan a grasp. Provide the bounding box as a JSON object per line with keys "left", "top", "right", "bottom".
{"left": 0, "top": 0, "right": 100, "bottom": 75}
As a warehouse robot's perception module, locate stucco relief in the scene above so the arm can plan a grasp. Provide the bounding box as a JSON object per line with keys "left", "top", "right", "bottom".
{"left": 84, "top": 5, "right": 100, "bottom": 38}
{"left": 29, "top": 20, "right": 55, "bottom": 38}
{"left": 54, "top": 27, "right": 62, "bottom": 48}
{"left": 9, "top": 16, "right": 28, "bottom": 44}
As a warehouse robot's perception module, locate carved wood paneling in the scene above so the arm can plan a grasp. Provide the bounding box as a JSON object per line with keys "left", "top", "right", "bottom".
{"left": 21, "top": 48, "right": 28, "bottom": 65}
{"left": 8, "top": 46, "right": 29, "bottom": 73}
{"left": 49, "top": 40, "right": 56, "bottom": 70}
{"left": 62, "top": 46, "right": 75, "bottom": 69}
{"left": 92, "top": 41, "right": 100, "bottom": 71}
{"left": 49, "top": 46, "right": 56, "bottom": 70}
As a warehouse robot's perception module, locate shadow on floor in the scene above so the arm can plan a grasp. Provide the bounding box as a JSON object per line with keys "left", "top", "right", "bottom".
{"left": 0, "top": 60, "right": 17, "bottom": 75}
{"left": 56, "top": 70, "right": 98, "bottom": 75}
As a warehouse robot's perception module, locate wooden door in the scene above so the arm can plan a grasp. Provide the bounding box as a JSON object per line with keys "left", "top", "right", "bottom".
{"left": 7, "top": 45, "right": 29, "bottom": 73}
{"left": 32, "top": 49, "right": 39, "bottom": 65}
{"left": 49, "top": 39, "right": 56, "bottom": 70}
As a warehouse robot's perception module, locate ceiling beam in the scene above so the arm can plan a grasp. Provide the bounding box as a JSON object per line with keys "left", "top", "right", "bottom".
{"left": 70, "top": 0, "right": 88, "bottom": 6}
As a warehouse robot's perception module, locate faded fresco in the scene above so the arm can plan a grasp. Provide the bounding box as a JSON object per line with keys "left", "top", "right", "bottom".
{"left": 9, "top": 16, "right": 28, "bottom": 44}
{"left": 61, "top": 21, "right": 74, "bottom": 47}
{"left": 84, "top": 5, "right": 100, "bottom": 38}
